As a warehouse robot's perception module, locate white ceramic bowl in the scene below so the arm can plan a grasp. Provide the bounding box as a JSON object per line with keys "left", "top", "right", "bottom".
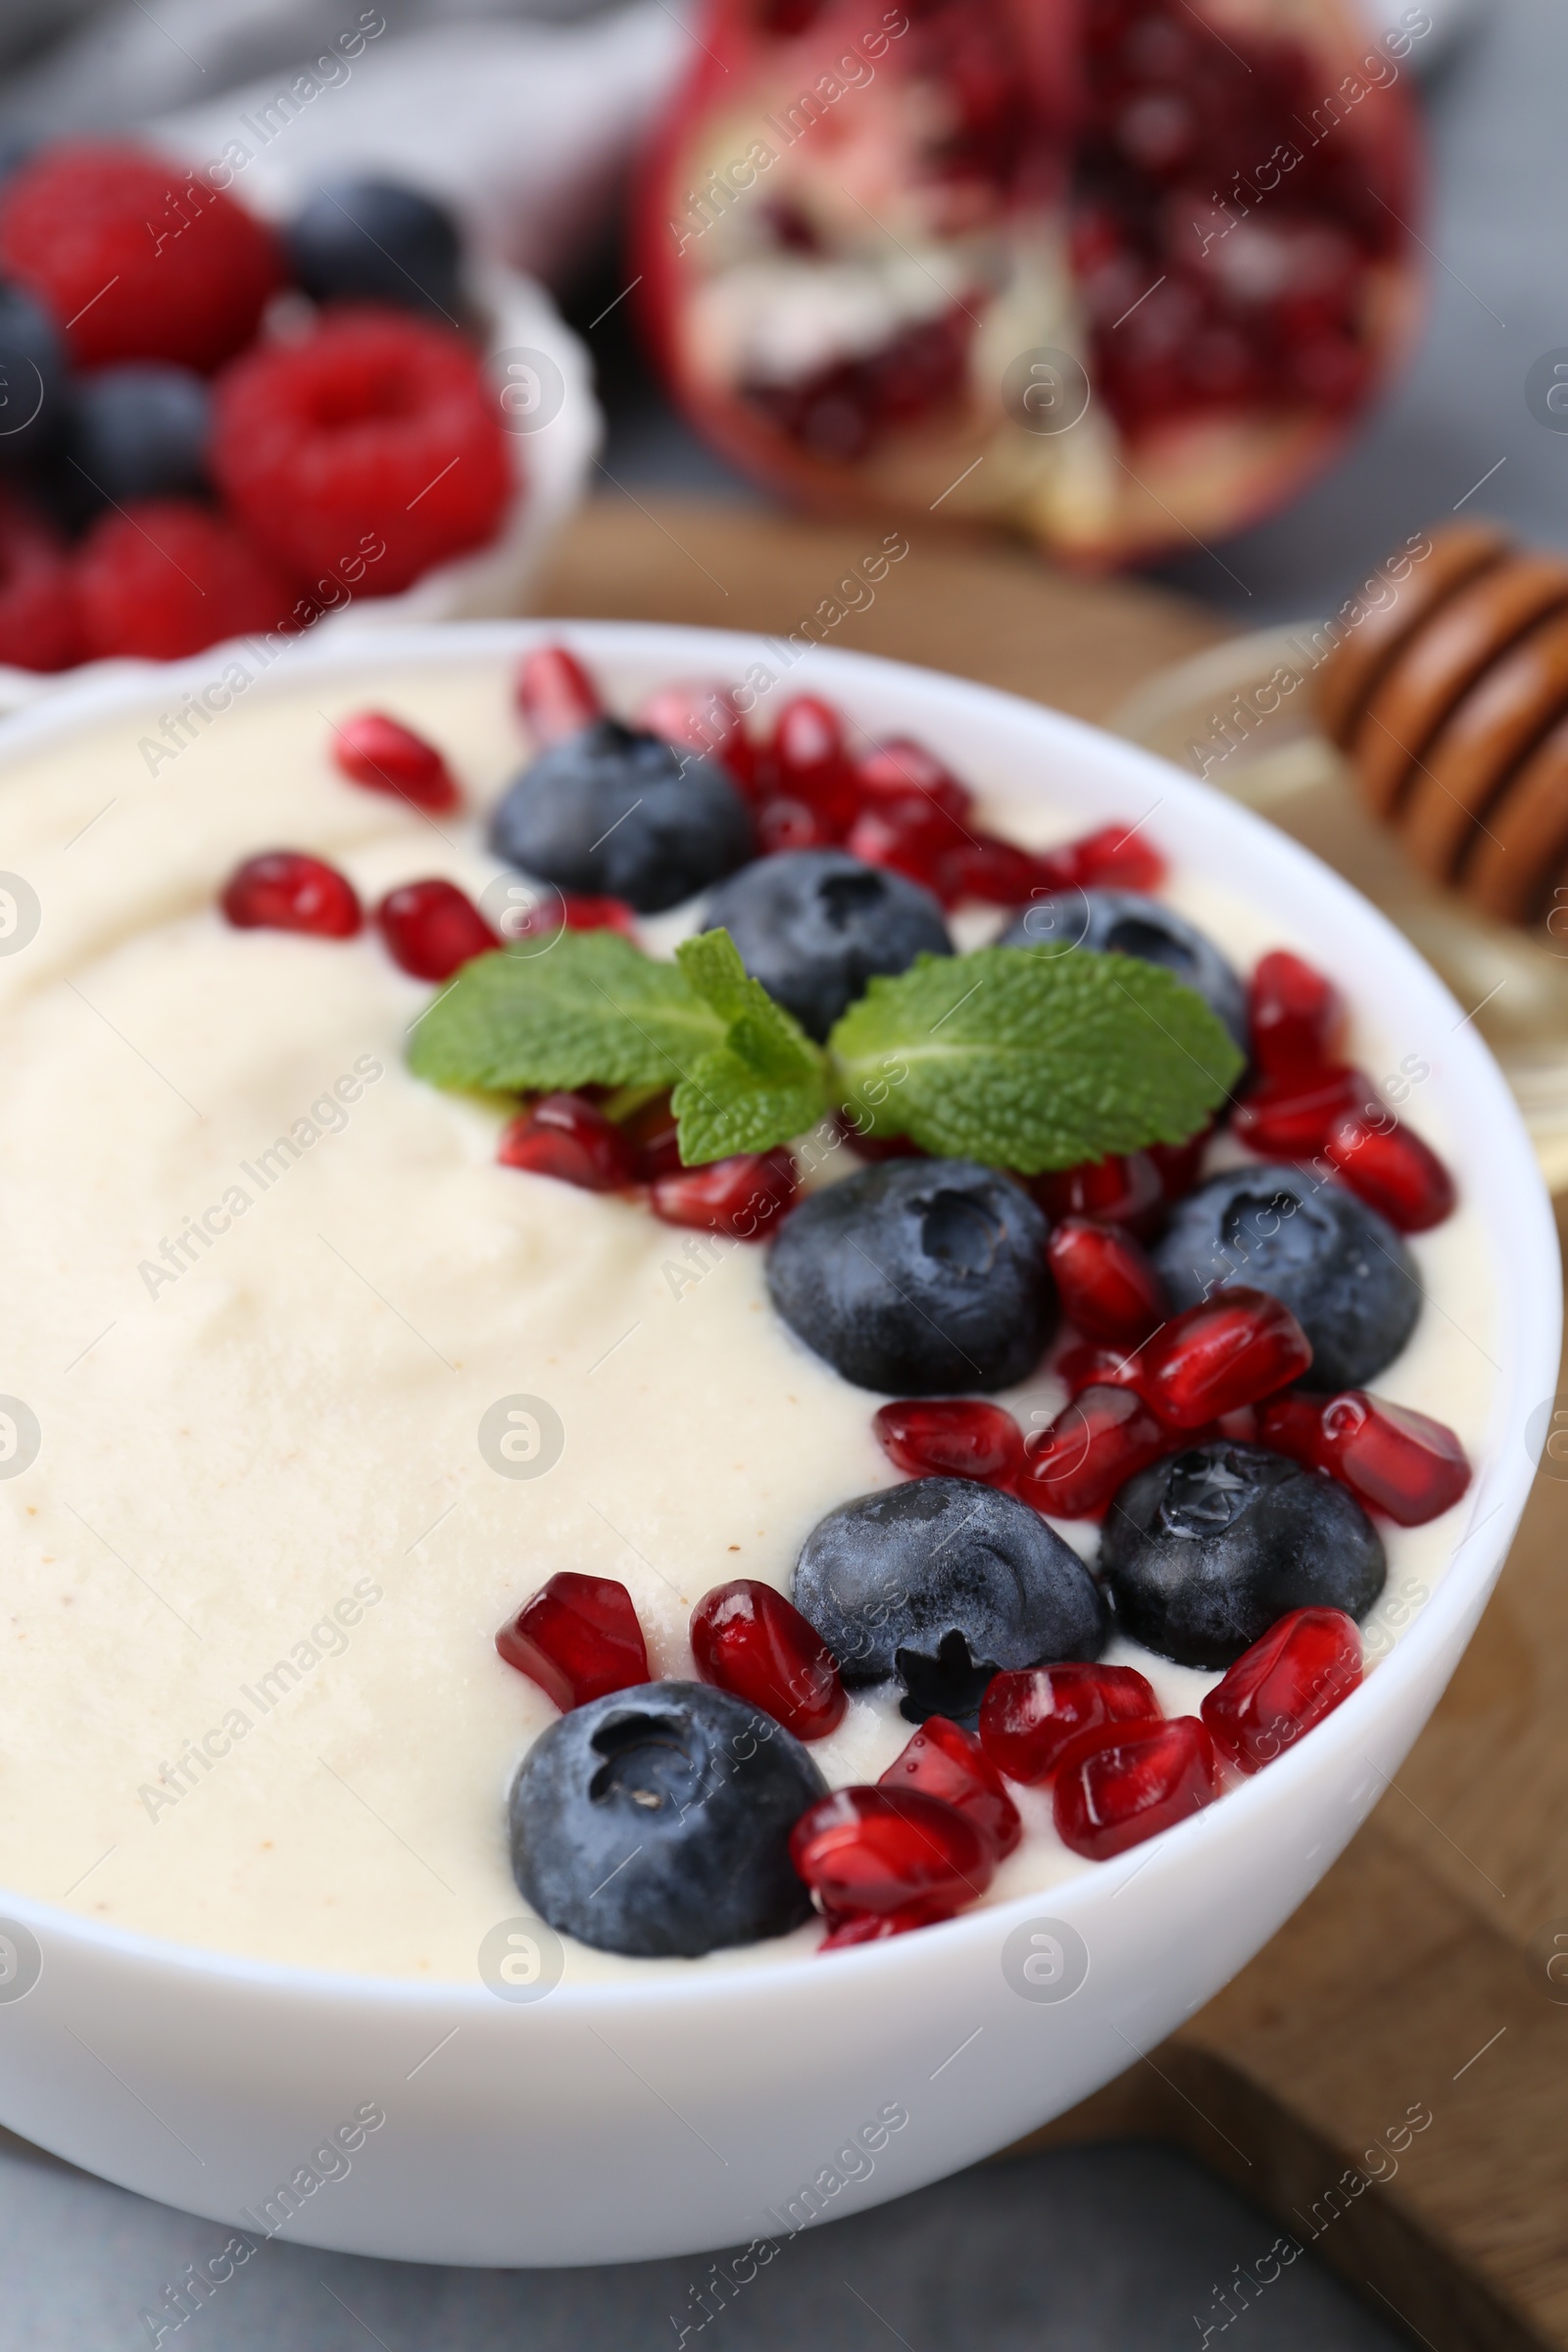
{"left": 0, "top": 620, "right": 1555, "bottom": 2269}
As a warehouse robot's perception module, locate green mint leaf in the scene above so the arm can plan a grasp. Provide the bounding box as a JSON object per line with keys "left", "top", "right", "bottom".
{"left": 406, "top": 932, "right": 724, "bottom": 1094}
{"left": 827, "top": 946, "right": 1244, "bottom": 1173}
{"left": 670, "top": 929, "right": 828, "bottom": 1163}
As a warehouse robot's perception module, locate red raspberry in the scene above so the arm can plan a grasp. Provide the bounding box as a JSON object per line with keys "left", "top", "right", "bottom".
{"left": 76, "top": 498, "right": 298, "bottom": 660}
{"left": 0, "top": 143, "right": 282, "bottom": 371}
{"left": 210, "top": 309, "right": 513, "bottom": 594}
{"left": 0, "top": 490, "right": 82, "bottom": 672}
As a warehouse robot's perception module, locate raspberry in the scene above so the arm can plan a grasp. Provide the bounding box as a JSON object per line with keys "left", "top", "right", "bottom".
{"left": 76, "top": 498, "right": 298, "bottom": 660}
{"left": 0, "top": 143, "right": 282, "bottom": 371}
{"left": 0, "top": 489, "right": 82, "bottom": 672}
{"left": 210, "top": 309, "right": 513, "bottom": 594}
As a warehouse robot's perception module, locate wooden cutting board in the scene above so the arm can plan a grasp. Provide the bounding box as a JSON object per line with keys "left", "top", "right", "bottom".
{"left": 535, "top": 497, "right": 1568, "bottom": 2352}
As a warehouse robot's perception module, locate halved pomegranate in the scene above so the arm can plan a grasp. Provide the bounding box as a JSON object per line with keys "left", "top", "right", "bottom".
{"left": 640, "top": 0, "right": 1423, "bottom": 568}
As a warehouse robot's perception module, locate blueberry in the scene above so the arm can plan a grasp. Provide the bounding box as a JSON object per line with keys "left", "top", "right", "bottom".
{"left": 1153, "top": 1164, "right": 1418, "bottom": 1389}
{"left": 0, "top": 278, "right": 65, "bottom": 466}
{"left": 1101, "top": 1442, "right": 1385, "bottom": 1669}
{"left": 509, "top": 1681, "right": 825, "bottom": 1957}
{"left": 794, "top": 1475, "right": 1107, "bottom": 1723}
{"left": 1000, "top": 889, "right": 1247, "bottom": 1054}
{"left": 286, "top": 176, "right": 465, "bottom": 319}
{"left": 704, "top": 849, "right": 952, "bottom": 1041}
{"left": 489, "top": 719, "right": 755, "bottom": 913}
{"left": 767, "top": 1157, "right": 1054, "bottom": 1394}
{"left": 65, "top": 365, "right": 210, "bottom": 507}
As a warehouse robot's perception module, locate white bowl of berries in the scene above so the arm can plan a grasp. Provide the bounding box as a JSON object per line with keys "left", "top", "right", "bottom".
{"left": 0, "top": 616, "right": 1552, "bottom": 2275}
{"left": 0, "top": 146, "right": 596, "bottom": 707}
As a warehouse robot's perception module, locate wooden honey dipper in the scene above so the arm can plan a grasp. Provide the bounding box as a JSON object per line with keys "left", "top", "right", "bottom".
{"left": 1317, "top": 520, "right": 1568, "bottom": 928}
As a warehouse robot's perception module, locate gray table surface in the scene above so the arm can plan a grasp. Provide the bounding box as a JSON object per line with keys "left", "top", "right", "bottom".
{"left": 2, "top": 4, "right": 1554, "bottom": 2343}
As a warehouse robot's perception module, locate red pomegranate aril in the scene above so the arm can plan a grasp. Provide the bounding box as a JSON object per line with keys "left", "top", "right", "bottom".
{"left": 636, "top": 677, "right": 756, "bottom": 792}
{"left": 690, "top": 1577, "right": 846, "bottom": 1739}
{"left": 766, "top": 695, "right": 858, "bottom": 827}
{"left": 845, "top": 804, "right": 956, "bottom": 895}
{"left": 1233, "top": 1064, "right": 1374, "bottom": 1158}
{"left": 1323, "top": 1113, "right": 1456, "bottom": 1233}
{"left": 1249, "top": 950, "right": 1346, "bottom": 1082}
{"left": 651, "top": 1146, "right": 799, "bottom": 1241}
{"left": 498, "top": 1092, "right": 637, "bottom": 1191}
{"left": 1318, "top": 1391, "right": 1471, "bottom": 1525}
{"left": 872, "top": 1397, "right": 1023, "bottom": 1489}
{"left": 515, "top": 643, "right": 601, "bottom": 743}
{"left": 619, "top": 1090, "right": 683, "bottom": 1181}
{"left": 1047, "top": 1217, "right": 1167, "bottom": 1347}
{"left": 496, "top": 1571, "right": 650, "bottom": 1711}
{"left": 330, "top": 710, "right": 460, "bottom": 812}
{"left": 1054, "top": 1342, "right": 1142, "bottom": 1397}
{"left": 819, "top": 1899, "right": 956, "bottom": 1950}
{"left": 879, "top": 1715, "right": 1022, "bottom": 1857}
{"left": 1031, "top": 1150, "right": 1165, "bottom": 1240}
{"left": 1016, "top": 1385, "right": 1170, "bottom": 1519}
{"left": 757, "top": 793, "right": 840, "bottom": 853}
{"left": 510, "top": 892, "right": 637, "bottom": 943}
{"left": 1033, "top": 823, "right": 1167, "bottom": 897}
{"left": 1054, "top": 1715, "right": 1217, "bottom": 1861}
{"left": 1147, "top": 1127, "right": 1211, "bottom": 1205}
{"left": 1200, "top": 1606, "right": 1361, "bottom": 1775}
{"left": 1140, "top": 1287, "right": 1313, "bottom": 1430}
{"left": 854, "top": 739, "right": 972, "bottom": 825}
{"left": 979, "top": 1661, "right": 1160, "bottom": 1786}
{"left": 375, "top": 878, "right": 499, "bottom": 980}
{"left": 789, "top": 1785, "right": 995, "bottom": 1917}
{"left": 220, "top": 850, "right": 362, "bottom": 938}
{"left": 1257, "top": 1389, "right": 1332, "bottom": 1471}
{"left": 947, "top": 835, "right": 1045, "bottom": 906}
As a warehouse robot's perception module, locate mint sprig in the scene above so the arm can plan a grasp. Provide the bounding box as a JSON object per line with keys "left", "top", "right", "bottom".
{"left": 408, "top": 929, "right": 1241, "bottom": 1171}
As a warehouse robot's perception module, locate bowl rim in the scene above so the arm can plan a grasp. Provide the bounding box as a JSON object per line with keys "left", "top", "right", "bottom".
{"left": 0, "top": 614, "right": 1555, "bottom": 2014}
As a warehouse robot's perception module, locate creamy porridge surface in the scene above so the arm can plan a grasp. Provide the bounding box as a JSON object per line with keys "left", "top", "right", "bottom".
{"left": 0, "top": 658, "right": 1494, "bottom": 1981}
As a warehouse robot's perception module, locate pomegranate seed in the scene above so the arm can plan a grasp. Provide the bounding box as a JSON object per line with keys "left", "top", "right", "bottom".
{"left": 789, "top": 1786, "right": 995, "bottom": 1917}
{"left": 872, "top": 1398, "right": 1023, "bottom": 1488}
{"left": 498, "top": 1093, "right": 636, "bottom": 1190}
{"left": 879, "top": 1715, "right": 1021, "bottom": 1856}
{"left": 635, "top": 678, "right": 755, "bottom": 793}
{"left": 690, "top": 1577, "right": 846, "bottom": 1739}
{"left": 1249, "top": 951, "right": 1345, "bottom": 1082}
{"left": 330, "top": 710, "right": 460, "bottom": 812}
{"left": 1054, "top": 1715, "right": 1217, "bottom": 1861}
{"left": 946, "top": 835, "right": 1044, "bottom": 906}
{"left": 1147, "top": 1128, "right": 1211, "bottom": 1204}
{"left": 1139, "top": 1287, "right": 1312, "bottom": 1430}
{"left": 854, "top": 740, "right": 972, "bottom": 825}
{"left": 819, "top": 1900, "right": 955, "bottom": 1949}
{"left": 375, "top": 878, "right": 499, "bottom": 980}
{"left": 220, "top": 850, "right": 362, "bottom": 938}
{"left": 1033, "top": 822, "right": 1166, "bottom": 896}
{"left": 1201, "top": 1606, "right": 1361, "bottom": 1774}
{"left": 515, "top": 643, "right": 600, "bottom": 743}
{"left": 846, "top": 803, "right": 961, "bottom": 896}
{"left": 1031, "top": 1151, "right": 1165, "bottom": 1240}
{"left": 979, "top": 1661, "right": 1160, "bottom": 1785}
{"left": 511, "top": 892, "right": 636, "bottom": 942}
{"left": 651, "top": 1147, "right": 799, "bottom": 1241}
{"left": 1048, "top": 1217, "right": 1167, "bottom": 1347}
{"left": 1233, "top": 1064, "right": 1375, "bottom": 1158}
{"left": 619, "top": 1091, "right": 682, "bottom": 1181}
{"left": 757, "top": 794, "right": 841, "bottom": 853}
{"left": 1324, "top": 1114, "right": 1456, "bottom": 1233}
{"left": 1054, "top": 1342, "right": 1142, "bottom": 1397}
{"left": 1016, "top": 1385, "right": 1171, "bottom": 1518}
{"left": 1256, "top": 1389, "right": 1331, "bottom": 1470}
{"left": 767, "top": 696, "right": 858, "bottom": 828}
{"left": 1320, "top": 1391, "right": 1471, "bottom": 1524}
{"left": 496, "top": 1572, "right": 650, "bottom": 1711}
